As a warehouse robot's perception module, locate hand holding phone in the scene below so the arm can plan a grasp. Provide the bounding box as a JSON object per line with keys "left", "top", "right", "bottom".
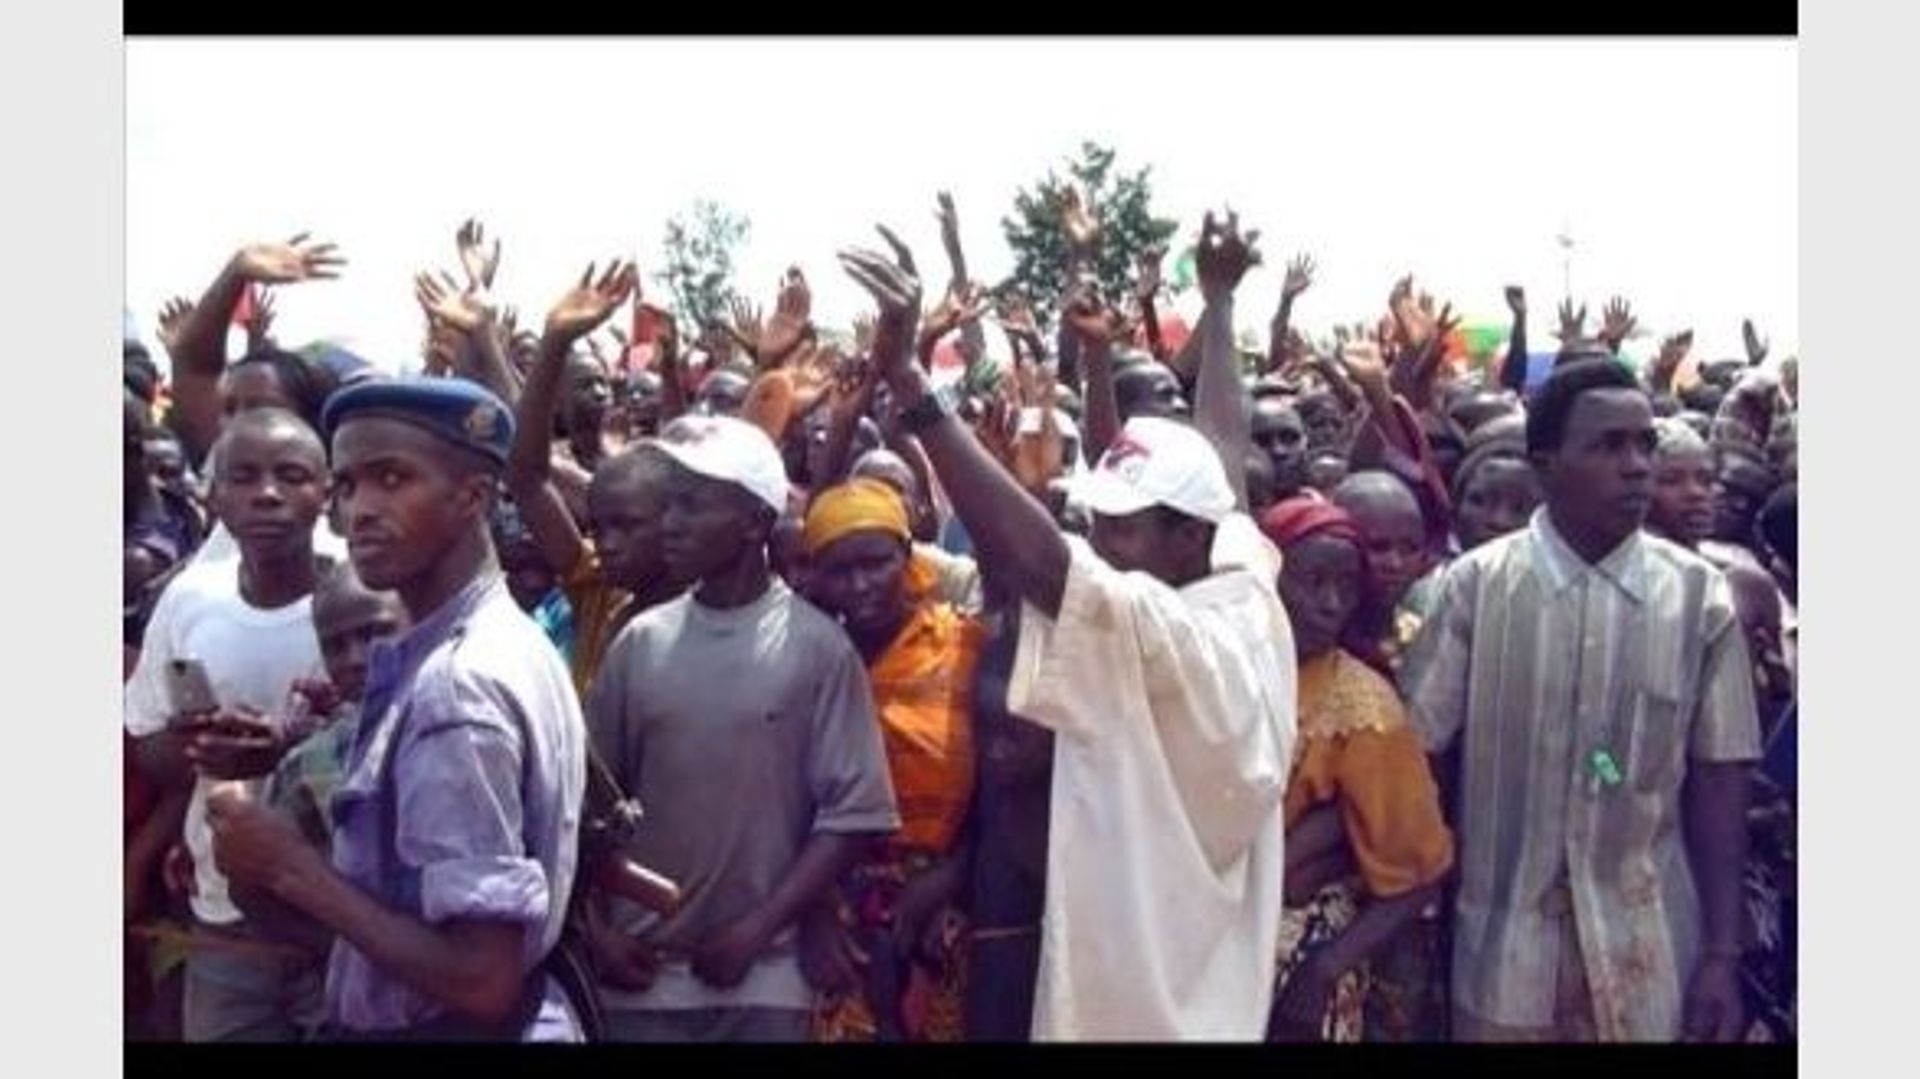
{"left": 185, "top": 707, "right": 287, "bottom": 782}
{"left": 166, "top": 658, "right": 219, "bottom": 726}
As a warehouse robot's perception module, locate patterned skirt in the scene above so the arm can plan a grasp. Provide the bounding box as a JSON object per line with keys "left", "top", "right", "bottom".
{"left": 1274, "top": 881, "right": 1368, "bottom": 1042}
{"left": 1364, "top": 900, "right": 1451, "bottom": 1042}
{"left": 811, "top": 851, "right": 968, "bottom": 1043}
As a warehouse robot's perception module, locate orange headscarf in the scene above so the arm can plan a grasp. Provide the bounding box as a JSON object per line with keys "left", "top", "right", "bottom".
{"left": 804, "top": 479, "right": 939, "bottom": 598}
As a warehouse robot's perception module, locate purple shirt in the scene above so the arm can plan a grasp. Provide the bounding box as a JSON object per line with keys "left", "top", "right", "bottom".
{"left": 324, "top": 572, "right": 586, "bottom": 1040}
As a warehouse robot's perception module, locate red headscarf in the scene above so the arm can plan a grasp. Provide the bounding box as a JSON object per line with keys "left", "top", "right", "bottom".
{"left": 1259, "top": 496, "right": 1363, "bottom": 550}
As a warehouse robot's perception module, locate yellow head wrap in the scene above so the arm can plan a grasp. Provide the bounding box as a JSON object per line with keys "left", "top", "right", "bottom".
{"left": 804, "top": 478, "right": 911, "bottom": 554}
{"left": 803, "top": 478, "right": 939, "bottom": 598}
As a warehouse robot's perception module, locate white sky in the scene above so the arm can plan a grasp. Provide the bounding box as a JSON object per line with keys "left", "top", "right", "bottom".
{"left": 127, "top": 38, "right": 1796, "bottom": 374}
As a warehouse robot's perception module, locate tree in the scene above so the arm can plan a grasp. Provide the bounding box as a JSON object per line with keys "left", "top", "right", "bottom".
{"left": 1000, "top": 142, "right": 1180, "bottom": 328}
{"left": 654, "top": 200, "right": 750, "bottom": 340}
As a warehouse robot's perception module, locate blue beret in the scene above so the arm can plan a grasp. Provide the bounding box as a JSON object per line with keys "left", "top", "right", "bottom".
{"left": 321, "top": 377, "right": 515, "bottom": 467}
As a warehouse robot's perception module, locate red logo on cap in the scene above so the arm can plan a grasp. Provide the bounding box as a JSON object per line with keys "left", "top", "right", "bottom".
{"left": 1102, "top": 433, "right": 1152, "bottom": 471}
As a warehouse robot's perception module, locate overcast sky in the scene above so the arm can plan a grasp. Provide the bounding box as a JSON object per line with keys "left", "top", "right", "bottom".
{"left": 127, "top": 37, "right": 1796, "bottom": 374}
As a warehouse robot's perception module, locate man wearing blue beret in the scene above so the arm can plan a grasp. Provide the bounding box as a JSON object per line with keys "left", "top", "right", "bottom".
{"left": 207, "top": 376, "right": 589, "bottom": 1041}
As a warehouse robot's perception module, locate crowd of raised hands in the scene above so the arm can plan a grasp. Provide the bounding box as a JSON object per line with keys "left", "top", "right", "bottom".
{"left": 137, "top": 185, "right": 1797, "bottom": 528}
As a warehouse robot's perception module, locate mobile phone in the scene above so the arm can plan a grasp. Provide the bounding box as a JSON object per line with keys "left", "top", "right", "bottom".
{"left": 166, "top": 658, "right": 219, "bottom": 721}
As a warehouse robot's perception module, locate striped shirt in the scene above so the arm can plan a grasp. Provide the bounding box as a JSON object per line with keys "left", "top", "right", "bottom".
{"left": 1400, "top": 508, "right": 1759, "bottom": 1040}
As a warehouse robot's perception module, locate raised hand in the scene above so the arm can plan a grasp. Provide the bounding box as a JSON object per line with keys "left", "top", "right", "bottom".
{"left": 156, "top": 296, "right": 196, "bottom": 355}
{"left": 936, "top": 191, "right": 964, "bottom": 266}
{"left": 920, "top": 280, "right": 989, "bottom": 356}
{"left": 1059, "top": 185, "right": 1100, "bottom": 257}
{"left": 1599, "top": 296, "right": 1638, "bottom": 351}
{"left": 544, "top": 261, "right": 639, "bottom": 344}
{"left": 1742, "top": 318, "right": 1769, "bottom": 366}
{"left": 726, "top": 295, "right": 768, "bottom": 360}
{"left": 1010, "top": 361, "right": 1065, "bottom": 493}
{"left": 232, "top": 233, "right": 346, "bottom": 285}
{"left": 1195, "top": 210, "right": 1263, "bottom": 302}
{"left": 1061, "top": 283, "right": 1133, "bottom": 349}
{"left": 1281, "top": 253, "right": 1316, "bottom": 302}
{"left": 1504, "top": 285, "right": 1526, "bottom": 317}
{"left": 1387, "top": 275, "right": 1422, "bottom": 345}
{"left": 972, "top": 380, "right": 1018, "bottom": 469}
{"left": 1401, "top": 289, "right": 1444, "bottom": 350}
{"left": 1389, "top": 274, "right": 1415, "bottom": 313}
{"left": 1335, "top": 330, "right": 1392, "bottom": 397}
{"left": 874, "top": 224, "right": 919, "bottom": 280}
{"left": 1134, "top": 247, "right": 1166, "bottom": 305}
{"left": 761, "top": 267, "right": 814, "bottom": 365}
{"left": 838, "top": 226, "right": 924, "bottom": 383}
{"left": 414, "top": 270, "right": 497, "bottom": 335}
{"left": 241, "top": 287, "right": 277, "bottom": 352}
{"left": 1656, "top": 330, "right": 1695, "bottom": 369}
{"left": 997, "top": 295, "right": 1047, "bottom": 363}
{"left": 1555, "top": 298, "right": 1589, "bottom": 342}
{"left": 1277, "top": 327, "right": 1315, "bottom": 374}
{"left": 455, "top": 218, "right": 502, "bottom": 291}
{"left": 826, "top": 350, "right": 876, "bottom": 424}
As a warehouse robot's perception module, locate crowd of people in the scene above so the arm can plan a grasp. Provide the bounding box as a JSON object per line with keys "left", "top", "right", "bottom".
{"left": 121, "top": 192, "right": 1797, "bottom": 1044}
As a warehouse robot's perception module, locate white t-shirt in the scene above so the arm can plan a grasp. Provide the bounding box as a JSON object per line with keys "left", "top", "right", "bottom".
{"left": 190, "top": 517, "right": 349, "bottom": 571}
{"left": 1008, "top": 512, "right": 1297, "bottom": 1040}
{"left": 124, "top": 559, "right": 326, "bottom": 925}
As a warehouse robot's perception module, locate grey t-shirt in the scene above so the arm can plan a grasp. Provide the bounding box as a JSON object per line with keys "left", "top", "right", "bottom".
{"left": 585, "top": 577, "right": 899, "bottom": 1012}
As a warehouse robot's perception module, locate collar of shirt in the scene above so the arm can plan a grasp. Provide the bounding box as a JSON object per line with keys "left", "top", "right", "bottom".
{"left": 1528, "top": 508, "right": 1649, "bottom": 604}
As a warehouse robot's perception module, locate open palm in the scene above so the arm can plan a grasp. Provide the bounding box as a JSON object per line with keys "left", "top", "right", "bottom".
{"left": 546, "top": 261, "right": 638, "bottom": 342}
{"left": 234, "top": 233, "right": 345, "bottom": 285}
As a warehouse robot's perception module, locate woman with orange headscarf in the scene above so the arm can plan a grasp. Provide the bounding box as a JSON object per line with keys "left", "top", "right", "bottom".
{"left": 798, "top": 478, "right": 985, "bottom": 1042}
{"left": 1256, "top": 496, "right": 1455, "bottom": 1043}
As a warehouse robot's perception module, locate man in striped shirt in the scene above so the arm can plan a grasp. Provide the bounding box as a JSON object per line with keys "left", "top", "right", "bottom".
{"left": 1402, "top": 358, "right": 1758, "bottom": 1042}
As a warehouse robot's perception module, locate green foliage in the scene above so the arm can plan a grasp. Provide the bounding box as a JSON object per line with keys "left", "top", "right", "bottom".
{"left": 655, "top": 200, "right": 750, "bottom": 338}
{"left": 999, "top": 142, "right": 1180, "bottom": 329}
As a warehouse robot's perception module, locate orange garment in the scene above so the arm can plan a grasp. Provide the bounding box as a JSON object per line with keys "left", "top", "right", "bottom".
{"left": 1283, "top": 649, "right": 1454, "bottom": 898}
{"left": 868, "top": 601, "right": 985, "bottom": 855}
{"left": 560, "top": 541, "right": 634, "bottom": 699}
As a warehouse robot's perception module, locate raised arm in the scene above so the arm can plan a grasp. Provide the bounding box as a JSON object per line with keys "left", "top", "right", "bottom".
{"left": 815, "top": 352, "right": 879, "bottom": 488}
{"left": 505, "top": 261, "right": 638, "bottom": 576}
{"left": 168, "top": 234, "right": 345, "bottom": 465}
{"left": 413, "top": 272, "right": 521, "bottom": 406}
{"left": 1263, "top": 253, "right": 1315, "bottom": 378}
{"left": 935, "top": 191, "right": 990, "bottom": 367}
{"left": 1499, "top": 286, "right": 1529, "bottom": 394}
{"left": 1060, "top": 288, "right": 1128, "bottom": 467}
{"left": 1647, "top": 330, "right": 1694, "bottom": 397}
{"left": 1134, "top": 248, "right": 1170, "bottom": 363}
{"left": 1598, "top": 296, "right": 1638, "bottom": 358}
{"left": 639, "top": 303, "right": 690, "bottom": 423}
{"left": 842, "top": 229, "right": 1071, "bottom": 619}
{"left": 1191, "top": 211, "right": 1265, "bottom": 514}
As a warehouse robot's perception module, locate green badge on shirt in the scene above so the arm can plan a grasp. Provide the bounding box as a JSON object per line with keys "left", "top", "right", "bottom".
{"left": 1588, "top": 748, "right": 1624, "bottom": 788}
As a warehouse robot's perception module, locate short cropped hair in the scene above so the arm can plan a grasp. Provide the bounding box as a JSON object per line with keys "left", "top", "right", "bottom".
{"left": 1526, "top": 358, "right": 1644, "bottom": 456}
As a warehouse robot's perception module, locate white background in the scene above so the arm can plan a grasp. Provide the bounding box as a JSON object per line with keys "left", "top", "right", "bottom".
{"left": 127, "top": 38, "right": 1796, "bottom": 373}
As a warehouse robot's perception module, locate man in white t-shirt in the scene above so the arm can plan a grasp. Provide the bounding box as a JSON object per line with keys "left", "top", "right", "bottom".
{"left": 125, "top": 409, "right": 331, "bottom": 1041}
{"left": 838, "top": 211, "right": 1295, "bottom": 1040}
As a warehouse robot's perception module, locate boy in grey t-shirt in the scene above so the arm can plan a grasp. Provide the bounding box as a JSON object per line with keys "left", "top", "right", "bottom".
{"left": 582, "top": 416, "right": 899, "bottom": 1043}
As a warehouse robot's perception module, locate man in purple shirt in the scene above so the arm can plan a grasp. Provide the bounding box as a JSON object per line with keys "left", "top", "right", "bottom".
{"left": 209, "top": 378, "right": 587, "bottom": 1041}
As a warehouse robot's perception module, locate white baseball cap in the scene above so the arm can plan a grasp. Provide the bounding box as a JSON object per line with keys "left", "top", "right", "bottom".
{"left": 1072, "top": 415, "right": 1235, "bottom": 524}
{"left": 654, "top": 414, "right": 792, "bottom": 514}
